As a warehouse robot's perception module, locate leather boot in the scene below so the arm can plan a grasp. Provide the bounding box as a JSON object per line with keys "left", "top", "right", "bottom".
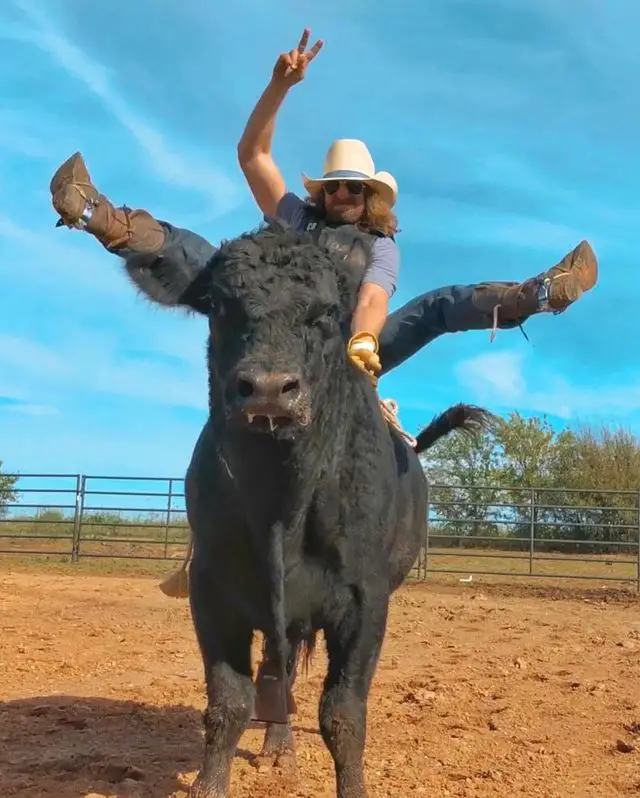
{"left": 472, "top": 240, "right": 598, "bottom": 329}
{"left": 50, "top": 152, "right": 165, "bottom": 253}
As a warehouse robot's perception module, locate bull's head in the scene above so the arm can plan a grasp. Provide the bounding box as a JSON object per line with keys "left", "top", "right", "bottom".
{"left": 188, "top": 223, "right": 365, "bottom": 438}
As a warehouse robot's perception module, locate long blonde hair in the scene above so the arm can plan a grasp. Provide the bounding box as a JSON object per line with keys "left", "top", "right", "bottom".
{"left": 305, "top": 187, "right": 398, "bottom": 238}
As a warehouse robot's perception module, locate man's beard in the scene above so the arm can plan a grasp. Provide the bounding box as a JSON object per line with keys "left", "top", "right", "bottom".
{"left": 326, "top": 203, "right": 363, "bottom": 224}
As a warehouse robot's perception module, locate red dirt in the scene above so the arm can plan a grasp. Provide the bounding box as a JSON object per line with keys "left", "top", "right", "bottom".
{"left": 1, "top": 571, "right": 640, "bottom": 797}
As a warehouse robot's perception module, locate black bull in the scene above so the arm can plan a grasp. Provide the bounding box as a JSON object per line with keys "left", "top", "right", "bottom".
{"left": 123, "top": 221, "right": 492, "bottom": 798}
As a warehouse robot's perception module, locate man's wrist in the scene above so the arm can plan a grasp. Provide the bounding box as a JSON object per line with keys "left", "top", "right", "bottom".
{"left": 266, "top": 78, "right": 292, "bottom": 100}
{"left": 348, "top": 331, "right": 379, "bottom": 354}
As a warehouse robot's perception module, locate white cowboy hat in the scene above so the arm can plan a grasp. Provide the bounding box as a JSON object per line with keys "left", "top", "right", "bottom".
{"left": 302, "top": 139, "right": 398, "bottom": 207}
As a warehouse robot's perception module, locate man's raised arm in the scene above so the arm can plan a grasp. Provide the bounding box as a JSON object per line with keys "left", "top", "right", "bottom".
{"left": 237, "top": 29, "right": 323, "bottom": 218}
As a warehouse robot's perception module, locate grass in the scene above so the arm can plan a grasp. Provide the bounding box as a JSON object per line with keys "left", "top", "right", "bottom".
{"left": 1, "top": 547, "right": 638, "bottom": 591}
{"left": 1, "top": 516, "right": 638, "bottom": 590}
{"left": 425, "top": 548, "right": 639, "bottom": 585}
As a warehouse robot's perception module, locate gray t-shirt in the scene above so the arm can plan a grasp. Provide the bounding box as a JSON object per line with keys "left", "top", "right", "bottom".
{"left": 271, "top": 192, "right": 399, "bottom": 297}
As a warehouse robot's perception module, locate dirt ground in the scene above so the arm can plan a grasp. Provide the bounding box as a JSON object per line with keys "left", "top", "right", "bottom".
{"left": 2, "top": 571, "right": 640, "bottom": 798}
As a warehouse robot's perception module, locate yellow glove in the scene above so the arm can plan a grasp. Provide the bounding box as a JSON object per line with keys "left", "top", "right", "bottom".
{"left": 347, "top": 332, "right": 381, "bottom": 383}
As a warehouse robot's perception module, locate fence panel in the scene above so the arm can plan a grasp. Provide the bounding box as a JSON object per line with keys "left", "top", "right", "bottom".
{"left": 0, "top": 473, "right": 190, "bottom": 564}
{"left": 2, "top": 474, "right": 640, "bottom": 589}
{"left": 425, "top": 483, "right": 640, "bottom": 587}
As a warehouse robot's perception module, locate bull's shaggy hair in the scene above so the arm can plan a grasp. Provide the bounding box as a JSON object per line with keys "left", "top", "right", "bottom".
{"left": 124, "top": 219, "right": 366, "bottom": 323}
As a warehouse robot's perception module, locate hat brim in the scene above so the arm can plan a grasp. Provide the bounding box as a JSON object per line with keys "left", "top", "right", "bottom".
{"left": 302, "top": 173, "right": 397, "bottom": 208}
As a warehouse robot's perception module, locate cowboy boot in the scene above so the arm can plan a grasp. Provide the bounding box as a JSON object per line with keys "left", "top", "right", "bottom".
{"left": 473, "top": 240, "right": 598, "bottom": 329}
{"left": 49, "top": 152, "right": 165, "bottom": 253}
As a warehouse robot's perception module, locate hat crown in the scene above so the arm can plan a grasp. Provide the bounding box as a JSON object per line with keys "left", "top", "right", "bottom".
{"left": 322, "top": 139, "right": 376, "bottom": 178}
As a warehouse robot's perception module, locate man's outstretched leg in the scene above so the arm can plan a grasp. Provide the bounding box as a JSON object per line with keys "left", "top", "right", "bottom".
{"left": 49, "top": 152, "right": 216, "bottom": 304}
{"left": 50, "top": 152, "right": 167, "bottom": 252}
{"left": 378, "top": 240, "right": 598, "bottom": 375}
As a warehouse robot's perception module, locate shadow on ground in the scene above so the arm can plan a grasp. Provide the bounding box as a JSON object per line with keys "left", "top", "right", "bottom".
{"left": 0, "top": 695, "right": 223, "bottom": 797}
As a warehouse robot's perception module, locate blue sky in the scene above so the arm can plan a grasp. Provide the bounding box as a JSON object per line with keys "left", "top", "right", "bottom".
{"left": 1, "top": 0, "right": 639, "bottom": 480}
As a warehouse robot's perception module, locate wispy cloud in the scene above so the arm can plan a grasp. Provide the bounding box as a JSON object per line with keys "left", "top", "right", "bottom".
{"left": 399, "top": 194, "right": 591, "bottom": 251}
{"left": 0, "top": 111, "right": 51, "bottom": 159}
{"left": 0, "top": 334, "right": 67, "bottom": 377}
{"left": 456, "top": 349, "right": 640, "bottom": 423}
{"left": 0, "top": 333, "right": 207, "bottom": 412}
{"left": 11, "top": 0, "right": 242, "bottom": 219}
{"left": 455, "top": 350, "right": 526, "bottom": 404}
{"left": 0, "top": 211, "right": 142, "bottom": 298}
{"left": 0, "top": 397, "right": 58, "bottom": 416}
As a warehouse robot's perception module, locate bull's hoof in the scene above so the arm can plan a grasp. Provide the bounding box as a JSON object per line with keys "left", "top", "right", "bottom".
{"left": 274, "top": 748, "right": 297, "bottom": 773}
{"left": 188, "top": 773, "right": 225, "bottom": 798}
{"left": 250, "top": 720, "right": 297, "bottom": 774}
{"left": 189, "top": 780, "right": 222, "bottom": 798}
{"left": 250, "top": 750, "right": 298, "bottom": 775}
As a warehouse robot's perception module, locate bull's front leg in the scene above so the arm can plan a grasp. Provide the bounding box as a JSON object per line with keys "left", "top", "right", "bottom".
{"left": 189, "top": 566, "right": 255, "bottom": 798}
{"left": 319, "top": 595, "right": 389, "bottom": 798}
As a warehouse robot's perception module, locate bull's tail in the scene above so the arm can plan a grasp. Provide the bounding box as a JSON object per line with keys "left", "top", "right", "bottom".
{"left": 414, "top": 403, "right": 495, "bottom": 455}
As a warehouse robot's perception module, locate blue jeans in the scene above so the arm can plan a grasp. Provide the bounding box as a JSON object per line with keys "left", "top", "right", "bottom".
{"left": 378, "top": 284, "right": 521, "bottom": 374}
{"left": 121, "top": 222, "right": 523, "bottom": 376}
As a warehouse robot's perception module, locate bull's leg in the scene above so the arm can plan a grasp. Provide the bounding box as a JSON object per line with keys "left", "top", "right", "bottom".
{"left": 254, "top": 637, "right": 302, "bottom": 769}
{"left": 189, "top": 569, "right": 254, "bottom": 798}
{"left": 319, "top": 598, "right": 389, "bottom": 798}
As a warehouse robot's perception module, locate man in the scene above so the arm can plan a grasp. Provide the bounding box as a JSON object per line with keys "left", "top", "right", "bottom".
{"left": 49, "top": 29, "right": 598, "bottom": 387}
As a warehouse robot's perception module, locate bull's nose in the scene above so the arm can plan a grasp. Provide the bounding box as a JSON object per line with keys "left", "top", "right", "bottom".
{"left": 234, "top": 370, "right": 302, "bottom": 405}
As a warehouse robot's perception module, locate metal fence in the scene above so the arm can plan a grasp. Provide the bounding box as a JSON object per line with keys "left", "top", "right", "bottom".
{"left": 2, "top": 473, "right": 640, "bottom": 589}
{"left": 0, "top": 473, "right": 190, "bottom": 562}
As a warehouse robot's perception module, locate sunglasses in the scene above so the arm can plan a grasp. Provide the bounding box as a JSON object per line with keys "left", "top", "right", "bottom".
{"left": 323, "top": 180, "right": 365, "bottom": 196}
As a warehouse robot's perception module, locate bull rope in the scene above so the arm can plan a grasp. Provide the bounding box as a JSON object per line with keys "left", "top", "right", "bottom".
{"left": 158, "top": 397, "right": 416, "bottom": 599}
{"left": 379, "top": 398, "right": 418, "bottom": 449}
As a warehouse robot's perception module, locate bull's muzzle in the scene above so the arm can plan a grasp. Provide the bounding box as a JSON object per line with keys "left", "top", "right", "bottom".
{"left": 228, "top": 369, "right": 308, "bottom": 431}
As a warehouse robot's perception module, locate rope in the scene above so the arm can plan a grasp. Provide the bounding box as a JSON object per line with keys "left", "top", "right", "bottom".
{"left": 379, "top": 398, "right": 418, "bottom": 448}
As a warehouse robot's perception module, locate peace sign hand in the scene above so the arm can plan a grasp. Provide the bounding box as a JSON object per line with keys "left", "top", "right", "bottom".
{"left": 272, "top": 28, "right": 324, "bottom": 87}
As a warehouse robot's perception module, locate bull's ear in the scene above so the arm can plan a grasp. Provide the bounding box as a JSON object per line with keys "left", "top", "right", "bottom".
{"left": 175, "top": 269, "right": 213, "bottom": 315}
{"left": 122, "top": 252, "right": 212, "bottom": 316}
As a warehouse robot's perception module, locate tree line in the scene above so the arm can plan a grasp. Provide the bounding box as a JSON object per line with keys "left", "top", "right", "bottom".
{"left": 419, "top": 412, "right": 640, "bottom": 553}
{"left": 0, "top": 463, "right": 16, "bottom": 517}
{"left": 2, "top": 412, "right": 640, "bottom": 553}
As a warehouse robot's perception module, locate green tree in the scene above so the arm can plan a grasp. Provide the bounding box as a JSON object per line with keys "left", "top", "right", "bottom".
{"left": 419, "top": 411, "right": 640, "bottom": 553}
{"left": 494, "top": 412, "right": 568, "bottom": 544}
{"left": 545, "top": 424, "right": 640, "bottom": 551}
{"left": 420, "top": 420, "right": 508, "bottom": 545}
{"left": 497, "top": 412, "right": 558, "bottom": 488}
{"left": 0, "top": 460, "right": 18, "bottom": 518}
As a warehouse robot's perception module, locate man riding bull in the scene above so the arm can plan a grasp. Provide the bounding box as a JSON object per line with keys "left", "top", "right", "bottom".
{"left": 49, "top": 28, "right": 598, "bottom": 389}
{"left": 47, "top": 27, "right": 598, "bottom": 731}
